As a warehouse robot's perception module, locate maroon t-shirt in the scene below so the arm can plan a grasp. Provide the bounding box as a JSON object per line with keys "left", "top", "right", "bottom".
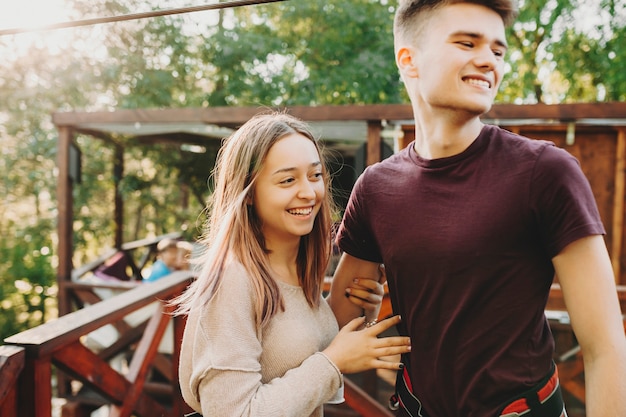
{"left": 337, "top": 124, "right": 604, "bottom": 417}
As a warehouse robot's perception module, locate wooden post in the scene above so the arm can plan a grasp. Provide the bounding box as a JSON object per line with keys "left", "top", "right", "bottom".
{"left": 399, "top": 124, "right": 415, "bottom": 150}
{"left": 612, "top": 128, "right": 626, "bottom": 284}
{"left": 508, "top": 126, "right": 521, "bottom": 135}
{"left": 18, "top": 356, "right": 52, "bottom": 417}
{"left": 366, "top": 121, "right": 382, "bottom": 166}
{"left": 57, "top": 126, "right": 74, "bottom": 317}
{"left": 114, "top": 144, "right": 124, "bottom": 249}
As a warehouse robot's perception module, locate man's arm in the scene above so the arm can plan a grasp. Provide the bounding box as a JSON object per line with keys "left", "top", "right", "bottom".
{"left": 552, "top": 235, "right": 626, "bottom": 416}
{"left": 328, "top": 252, "right": 382, "bottom": 328}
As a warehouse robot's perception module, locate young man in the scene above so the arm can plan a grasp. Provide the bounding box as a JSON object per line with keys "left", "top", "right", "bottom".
{"left": 329, "top": 1, "right": 626, "bottom": 416}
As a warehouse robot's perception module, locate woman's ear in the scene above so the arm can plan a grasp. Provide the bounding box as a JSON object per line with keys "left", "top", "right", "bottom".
{"left": 396, "top": 46, "right": 419, "bottom": 78}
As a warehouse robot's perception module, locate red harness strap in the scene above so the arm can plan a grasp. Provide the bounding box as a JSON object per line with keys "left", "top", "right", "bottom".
{"left": 391, "top": 360, "right": 565, "bottom": 417}
{"left": 499, "top": 363, "right": 564, "bottom": 417}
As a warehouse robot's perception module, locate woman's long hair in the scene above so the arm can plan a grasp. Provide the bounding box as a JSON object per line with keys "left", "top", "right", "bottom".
{"left": 174, "top": 111, "right": 335, "bottom": 326}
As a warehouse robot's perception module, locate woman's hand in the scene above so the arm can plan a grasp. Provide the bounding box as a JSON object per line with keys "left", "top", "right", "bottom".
{"left": 322, "top": 315, "right": 410, "bottom": 374}
{"left": 345, "top": 265, "right": 387, "bottom": 321}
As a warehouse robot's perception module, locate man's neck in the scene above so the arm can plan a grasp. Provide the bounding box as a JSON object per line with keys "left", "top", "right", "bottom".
{"left": 412, "top": 108, "right": 484, "bottom": 160}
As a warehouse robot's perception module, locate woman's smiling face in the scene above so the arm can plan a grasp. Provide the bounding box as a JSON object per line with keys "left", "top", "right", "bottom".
{"left": 251, "top": 133, "right": 325, "bottom": 247}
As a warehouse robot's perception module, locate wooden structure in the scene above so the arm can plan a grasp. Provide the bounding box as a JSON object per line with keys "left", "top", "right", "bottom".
{"left": 0, "top": 237, "right": 396, "bottom": 417}
{"left": 52, "top": 102, "right": 626, "bottom": 298}
{"left": 3, "top": 102, "right": 624, "bottom": 416}
{"left": 2, "top": 268, "right": 193, "bottom": 417}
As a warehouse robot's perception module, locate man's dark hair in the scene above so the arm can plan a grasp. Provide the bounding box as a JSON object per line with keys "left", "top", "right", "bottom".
{"left": 394, "top": 0, "right": 518, "bottom": 45}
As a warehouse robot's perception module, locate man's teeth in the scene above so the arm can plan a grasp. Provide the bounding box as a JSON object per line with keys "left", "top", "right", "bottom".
{"left": 288, "top": 208, "right": 312, "bottom": 215}
{"left": 466, "top": 78, "right": 490, "bottom": 88}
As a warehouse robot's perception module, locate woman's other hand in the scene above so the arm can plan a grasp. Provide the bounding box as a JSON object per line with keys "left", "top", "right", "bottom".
{"left": 322, "top": 315, "right": 410, "bottom": 374}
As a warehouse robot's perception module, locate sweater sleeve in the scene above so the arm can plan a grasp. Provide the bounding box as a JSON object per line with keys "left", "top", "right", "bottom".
{"left": 179, "top": 262, "right": 343, "bottom": 417}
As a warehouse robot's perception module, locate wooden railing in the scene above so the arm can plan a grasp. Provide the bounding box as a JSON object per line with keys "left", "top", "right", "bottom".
{"left": 70, "top": 232, "right": 182, "bottom": 283}
{"left": 1, "top": 271, "right": 194, "bottom": 417}
{"left": 0, "top": 345, "right": 24, "bottom": 416}
{"left": 1, "top": 235, "right": 393, "bottom": 417}
{"left": 4, "top": 243, "right": 623, "bottom": 417}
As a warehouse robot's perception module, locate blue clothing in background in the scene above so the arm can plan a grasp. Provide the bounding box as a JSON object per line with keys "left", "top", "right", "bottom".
{"left": 145, "top": 259, "right": 172, "bottom": 282}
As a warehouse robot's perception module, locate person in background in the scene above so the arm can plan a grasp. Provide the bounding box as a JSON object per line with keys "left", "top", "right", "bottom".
{"left": 175, "top": 240, "right": 194, "bottom": 271}
{"left": 144, "top": 238, "right": 180, "bottom": 282}
{"left": 174, "top": 112, "right": 411, "bottom": 417}
{"left": 329, "top": 1, "right": 626, "bottom": 416}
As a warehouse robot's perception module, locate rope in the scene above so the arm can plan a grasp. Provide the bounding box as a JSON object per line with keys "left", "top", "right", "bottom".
{"left": 0, "top": 0, "right": 288, "bottom": 36}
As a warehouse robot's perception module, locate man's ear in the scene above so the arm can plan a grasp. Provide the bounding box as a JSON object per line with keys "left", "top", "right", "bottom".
{"left": 396, "top": 46, "right": 419, "bottom": 78}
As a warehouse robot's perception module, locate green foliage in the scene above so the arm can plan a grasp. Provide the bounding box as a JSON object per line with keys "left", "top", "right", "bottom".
{"left": 547, "top": 1, "right": 626, "bottom": 101}
{"left": 0, "top": 220, "right": 57, "bottom": 341}
{"left": 200, "top": 0, "right": 405, "bottom": 106}
{"left": 0, "top": 0, "right": 624, "bottom": 341}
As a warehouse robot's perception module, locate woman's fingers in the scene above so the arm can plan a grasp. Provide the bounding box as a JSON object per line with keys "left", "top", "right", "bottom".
{"left": 367, "top": 314, "right": 402, "bottom": 333}
{"left": 371, "top": 358, "right": 405, "bottom": 370}
{"left": 373, "top": 340, "right": 411, "bottom": 356}
{"left": 352, "top": 277, "right": 384, "bottom": 295}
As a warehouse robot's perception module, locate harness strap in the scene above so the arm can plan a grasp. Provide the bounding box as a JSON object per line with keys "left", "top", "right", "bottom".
{"left": 390, "top": 361, "right": 565, "bottom": 417}
{"left": 390, "top": 357, "right": 429, "bottom": 417}
{"left": 498, "top": 362, "right": 565, "bottom": 417}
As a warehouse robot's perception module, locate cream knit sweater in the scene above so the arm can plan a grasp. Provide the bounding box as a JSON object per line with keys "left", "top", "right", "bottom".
{"left": 179, "top": 261, "right": 344, "bottom": 417}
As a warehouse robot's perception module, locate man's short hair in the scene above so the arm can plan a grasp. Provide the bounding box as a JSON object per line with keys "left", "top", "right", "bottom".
{"left": 394, "top": 0, "right": 518, "bottom": 46}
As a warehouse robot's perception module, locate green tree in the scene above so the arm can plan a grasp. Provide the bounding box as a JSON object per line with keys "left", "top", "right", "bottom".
{"left": 547, "top": 0, "right": 626, "bottom": 101}
{"left": 200, "top": 0, "right": 405, "bottom": 106}
{"left": 1, "top": 0, "right": 625, "bottom": 341}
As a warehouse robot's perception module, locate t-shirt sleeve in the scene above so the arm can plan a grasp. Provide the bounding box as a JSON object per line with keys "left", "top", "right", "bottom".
{"left": 181, "top": 263, "right": 343, "bottom": 417}
{"left": 336, "top": 169, "right": 384, "bottom": 263}
{"left": 531, "top": 145, "right": 606, "bottom": 258}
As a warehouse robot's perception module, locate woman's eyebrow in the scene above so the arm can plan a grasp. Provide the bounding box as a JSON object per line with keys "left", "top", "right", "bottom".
{"left": 272, "top": 161, "right": 321, "bottom": 176}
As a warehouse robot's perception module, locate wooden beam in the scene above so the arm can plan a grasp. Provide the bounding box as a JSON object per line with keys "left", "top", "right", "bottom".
{"left": 53, "top": 341, "right": 168, "bottom": 417}
{"left": 57, "top": 126, "right": 74, "bottom": 317}
{"left": 612, "top": 128, "right": 626, "bottom": 283}
{"left": 343, "top": 377, "right": 393, "bottom": 417}
{"left": 52, "top": 104, "right": 415, "bottom": 126}
{"left": 367, "top": 121, "right": 382, "bottom": 166}
{"left": 4, "top": 272, "right": 193, "bottom": 357}
{"left": 399, "top": 124, "right": 414, "bottom": 150}
{"left": 114, "top": 144, "right": 124, "bottom": 249}
{"left": 486, "top": 102, "right": 626, "bottom": 120}
{"left": 0, "top": 346, "right": 24, "bottom": 417}
{"left": 52, "top": 103, "right": 626, "bottom": 128}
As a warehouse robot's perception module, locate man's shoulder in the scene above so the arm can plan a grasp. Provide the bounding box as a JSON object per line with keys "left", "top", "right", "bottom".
{"left": 362, "top": 145, "right": 411, "bottom": 176}
{"left": 483, "top": 124, "right": 555, "bottom": 155}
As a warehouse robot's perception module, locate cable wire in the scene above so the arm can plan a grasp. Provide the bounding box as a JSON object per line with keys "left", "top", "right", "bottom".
{"left": 0, "top": 0, "right": 288, "bottom": 36}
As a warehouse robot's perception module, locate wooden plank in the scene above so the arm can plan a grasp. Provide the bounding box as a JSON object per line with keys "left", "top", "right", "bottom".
{"left": 57, "top": 126, "right": 74, "bottom": 317}
{"left": 52, "top": 103, "right": 626, "bottom": 127}
{"left": 114, "top": 144, "right": 124, "bottom": 248}
{"left": 614, "top": 127, "right": 626, "bottom": 282}
{"left": 71, "top": 248, "right": 119, "bottom": 280}
{"left": 17, "top": 356, "right": 52, "bottom": 417}
{"left": 120, "top": 232, "right": 182, "bottom": 251}
{"left": 398, "top": 124, "right": 414, "bottom": 150}
{"left": 53, "top": 341, "right": 168, "bottom": 417}
{"left": 98, "top": 322, "right": 147, "bottom": 362}
{"left": 367, "top": 122, "right": 382, "bottom": 166}
{"left": 0, "top": 346, "right": 24, "bottom": 417}
{"left": 111, "top": 304, "right": 172, "bottom": 417}
{"left": 5, "top": 272, "right": 193, "bottom": 356}
{"left": 343, "top": 377, "right": 393, "bottom": 417}
{"left": 486, "top": 102, "right": 626, "bottom": 120}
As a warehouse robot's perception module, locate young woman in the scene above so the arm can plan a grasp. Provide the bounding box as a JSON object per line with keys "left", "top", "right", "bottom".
{"left": 175, "top": 112, "right": 410, "bottom": 417}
